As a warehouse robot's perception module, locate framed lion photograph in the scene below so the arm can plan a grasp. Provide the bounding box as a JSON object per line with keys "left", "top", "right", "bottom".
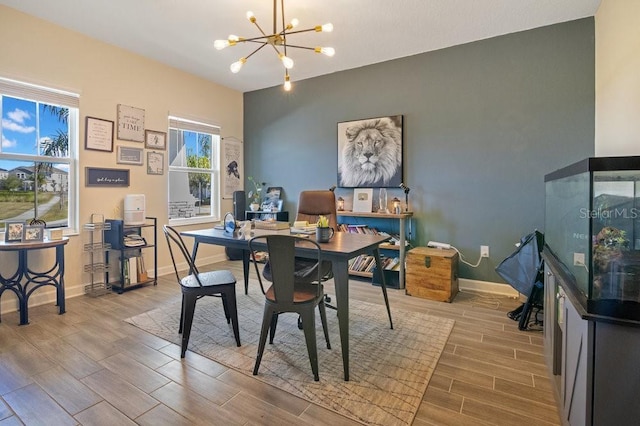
{"left": 337, "top": 115, "right": 403, "bottom": 188}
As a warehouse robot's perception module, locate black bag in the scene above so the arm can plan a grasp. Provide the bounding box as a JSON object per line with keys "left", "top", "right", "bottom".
{"left": 496, "top": 230, "right": 545, "bottom": 330}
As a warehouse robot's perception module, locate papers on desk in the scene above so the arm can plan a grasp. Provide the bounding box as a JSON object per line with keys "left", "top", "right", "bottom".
{"left": 290, "top": 224, "right": 317, "bottom": 235}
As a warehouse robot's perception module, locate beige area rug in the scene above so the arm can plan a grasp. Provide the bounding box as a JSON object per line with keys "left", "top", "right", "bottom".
{"left": 126, "top": 289, "right": 454, "bottom": 425}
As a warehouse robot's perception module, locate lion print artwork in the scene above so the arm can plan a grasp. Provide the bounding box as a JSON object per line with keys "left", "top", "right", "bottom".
{"left": 338, "top": 116, "right": 402, "bottom": 187}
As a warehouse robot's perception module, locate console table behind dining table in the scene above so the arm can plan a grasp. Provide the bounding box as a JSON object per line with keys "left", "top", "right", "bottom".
{"left": 180, "top": 227, "right": 392, "bottom": 381}
{"left": 0, "top": 238, "right": 68, "bottom": 325}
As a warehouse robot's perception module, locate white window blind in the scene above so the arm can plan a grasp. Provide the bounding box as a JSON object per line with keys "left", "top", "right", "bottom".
{"left": 168, "top": 116, "right": 220, "bottom": 135}
{"left": 0, "top": 77, "right": 79, "bottom": 107}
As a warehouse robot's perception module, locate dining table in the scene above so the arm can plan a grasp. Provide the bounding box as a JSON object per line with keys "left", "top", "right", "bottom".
{"left": 180, "top": 227, "right": 392, "bottom": 381}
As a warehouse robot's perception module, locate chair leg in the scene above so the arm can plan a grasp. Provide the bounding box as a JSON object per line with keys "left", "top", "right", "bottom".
{"left": 224, "top": 287, "right": 241, "bottom": 347}
{"left": 221, "top": 293, "right": 231, "bottom": 324}
{"left": 300, "top": 309, "right": 320, "bottom": 381}
{"left": 318, "top": 300, "right": 331, "bottom": 350}
{"left": 179, "top": 293, "right": 185, "bottom": 334}
{"left": 254, "top": 305, "right": 275, "bottom": 376}
{"left": 268, "top": 313, "right": 278, "bottom": 344}
{"left": 180, "top": 293, "right": 198, "bottom": 358}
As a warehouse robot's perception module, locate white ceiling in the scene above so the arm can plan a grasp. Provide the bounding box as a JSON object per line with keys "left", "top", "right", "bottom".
{"left": 0, "top": 0, "right": 601, "bottom": 93}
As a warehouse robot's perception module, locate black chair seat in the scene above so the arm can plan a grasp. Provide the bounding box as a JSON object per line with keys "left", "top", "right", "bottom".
{"left": 181, "top": 270, "right": 236, "bottom": 288}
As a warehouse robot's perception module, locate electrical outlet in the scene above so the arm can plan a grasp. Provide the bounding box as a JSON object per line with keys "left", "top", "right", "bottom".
{"left": 480, "top": 245, "right": 489, "bottom": 258}
{"left": 574, "top": 252, "right": 585, "bottom": 266}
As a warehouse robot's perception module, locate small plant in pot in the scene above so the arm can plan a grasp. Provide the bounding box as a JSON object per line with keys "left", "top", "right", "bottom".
{"left": 247, "top": 176, "right": 264, "bottom": 211}
{"left": 316, "top": 215, "right": 334, "bottom": 243}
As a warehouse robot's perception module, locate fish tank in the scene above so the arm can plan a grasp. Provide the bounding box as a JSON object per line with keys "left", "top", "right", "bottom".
{"left": 545, "top": 156, "right": 640, "bottom": 320}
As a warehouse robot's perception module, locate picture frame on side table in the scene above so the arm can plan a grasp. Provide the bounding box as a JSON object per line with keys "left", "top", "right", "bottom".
{"left": 337, "top": 115, "right": 403, "bottom": 188}
{"left": 147, "top": 151, "right": 164, "bottom": 175}
{"left": 4, "top": 222, "right": 24, "bottom": 242}
{"left": 23, "top": 225, "right": 44, "bottom": 242}
{"left": 145, "top": 130, "right": 166, "bottom": 150}
{"left": 85, "top": 116, "right": 114, "bottom": 152}
{"left": 352, "top": 188, "right": 374, "bottom": 212}
{"left": 116, "top": 146, "right": 143, "bottom": 165}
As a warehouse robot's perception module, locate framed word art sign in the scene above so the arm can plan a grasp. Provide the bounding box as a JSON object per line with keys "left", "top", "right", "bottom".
{"left": 117, "top": 104, "right": 145, "bottom": 142}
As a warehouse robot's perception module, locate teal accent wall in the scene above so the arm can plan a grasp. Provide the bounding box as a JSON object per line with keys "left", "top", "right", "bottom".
{"left": 244, "top": 18, "right": 595, "bottom": 284}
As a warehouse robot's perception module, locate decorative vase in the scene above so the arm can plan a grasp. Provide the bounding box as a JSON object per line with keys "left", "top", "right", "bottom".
{"left": 378, "top": 188, "right": 389, "bottom": 213}
{"left": 250, "top": 203, "right": 260, "bottom": 212}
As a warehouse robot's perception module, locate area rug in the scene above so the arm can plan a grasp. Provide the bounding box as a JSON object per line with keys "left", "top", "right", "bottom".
{"left": 125, "top": 289, "right": 454, "bottom": 425}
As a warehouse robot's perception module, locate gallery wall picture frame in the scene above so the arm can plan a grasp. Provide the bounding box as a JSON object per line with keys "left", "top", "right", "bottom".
{"left": 85, "top": 167, "right": 130, "bottom": 187}
{"left": 147, "top": 151, "right": 164, "bottom": 175}
{"left": 337, "top": 115, "right": 404, "bottom": 188}
{"left": 4, "top": 221, "right": 24, "bottom": 242}
{"left": 117, "top": 104, "right": 145, "bottom": 142}
{"left": 116, "top": 146, "right": 144, "bottom": 165}
{"left": 23, "top": 225, "right": 44, "bottom": 242}
{"left": 85, "top": 116, "right": 114, "bottom": 152}
{"left": 352, "top": 188, "right": 374, "bottom": 213}
{"left": 145, "top": 129, "right": 166, "bottom": 150}
{"left": 222, "top": 137, "right": 242, "bottom": 199}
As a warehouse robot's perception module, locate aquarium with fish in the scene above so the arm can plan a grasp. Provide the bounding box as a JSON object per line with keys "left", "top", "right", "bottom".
{"left": 544, "top": 156, "right": 640, "bottom": 320}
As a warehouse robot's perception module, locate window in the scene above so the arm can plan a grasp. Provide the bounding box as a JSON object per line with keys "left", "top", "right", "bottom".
{"left": 0, "top": 77, "right": 79, "bottom": 231}
{"left": 168, "top": 116, "right": 220, "bottom": 223}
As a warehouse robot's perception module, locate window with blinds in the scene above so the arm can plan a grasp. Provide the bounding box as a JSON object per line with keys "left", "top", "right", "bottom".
{"left": 0, "top": 77, "right": 79, "bottom": 231}
{"left": 168, "top": 116, "right": 221, "bottom": 223}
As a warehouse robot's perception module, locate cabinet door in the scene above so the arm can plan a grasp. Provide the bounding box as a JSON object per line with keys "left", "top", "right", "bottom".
{"left": 544, "top": 267, "right": 561, "bottom": 376}
{"left": 561, "top": 295, "right": 590, "bottom": 426}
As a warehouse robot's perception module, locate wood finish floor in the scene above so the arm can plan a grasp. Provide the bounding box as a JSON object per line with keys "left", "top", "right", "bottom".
{"left": 0, "top": 260, "right": 560, "bottom": 425}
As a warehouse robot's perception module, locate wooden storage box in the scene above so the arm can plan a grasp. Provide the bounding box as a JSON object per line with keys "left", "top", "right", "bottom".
{"left": 406, "top": 247, "right": 459, "bottom": 302}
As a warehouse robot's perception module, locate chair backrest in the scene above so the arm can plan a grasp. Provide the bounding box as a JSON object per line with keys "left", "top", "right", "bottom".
{"left": 296, "top": 190, "right": 338, "bottom": 230}
{"left": 249, "top": 234, "right": 323, "bottom": 303}
{"left": 163, "top": 225, "right": 203, "bottom": 287}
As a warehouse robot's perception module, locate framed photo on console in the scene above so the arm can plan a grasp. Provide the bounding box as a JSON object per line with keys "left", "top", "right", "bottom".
{"left": 4, "top": 221, "right": 24, "bottom": 242}
{"left": 337, "top": 115, "right": 403, "bottom": 188}
{"left": 23, "top": 225, "right": 44, "bottom": 242}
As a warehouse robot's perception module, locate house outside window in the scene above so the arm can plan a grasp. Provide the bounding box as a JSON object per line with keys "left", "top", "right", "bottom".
{"left": 168, "top": 116, "right": 220, "bottom": 224}
{"left": 0, "top": 77, "right": 78, "bottom": 231}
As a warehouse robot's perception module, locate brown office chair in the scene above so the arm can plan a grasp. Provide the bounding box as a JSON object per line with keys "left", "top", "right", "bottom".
{"left": 249, "top": 234, "right": 331, "bottom": 381}
{"left": 262, "top": 190, "right": 337, "bottom": 284}
{"left": 163, "top": 225, "right": 241, "bottom": 357}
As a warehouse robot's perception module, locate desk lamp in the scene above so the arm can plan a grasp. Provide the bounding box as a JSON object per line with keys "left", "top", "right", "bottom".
{"left": 399, "top": 183, "right": 410, "bottom": 212}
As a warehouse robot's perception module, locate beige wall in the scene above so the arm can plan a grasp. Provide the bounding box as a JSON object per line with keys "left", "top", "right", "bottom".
{"left": 0, "top": 5, "right": 243, "bottom": 310}
{"left": 595, "top": 0, "right": 640, "bottom": 155}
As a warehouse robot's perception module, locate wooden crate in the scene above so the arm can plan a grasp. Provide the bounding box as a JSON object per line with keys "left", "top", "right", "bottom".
{"left": 406, "top": 247, "right": 459, "bottom": 302}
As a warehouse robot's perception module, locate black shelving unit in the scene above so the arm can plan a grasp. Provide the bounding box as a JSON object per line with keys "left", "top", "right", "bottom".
{"left": 104, "top": 216, "right": 157, "bottom": 294}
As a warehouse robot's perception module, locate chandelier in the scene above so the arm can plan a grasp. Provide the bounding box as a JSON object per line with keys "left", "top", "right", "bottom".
{"left": 214, "top": 0, "right": 334, "bottom": 91}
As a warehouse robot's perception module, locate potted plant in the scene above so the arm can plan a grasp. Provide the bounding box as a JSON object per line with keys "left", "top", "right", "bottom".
{"left": 247, "top": 176, "right": 264, "bottom": 211}
{"left": 316, "top": 215, "right": 334, "bottom": 242}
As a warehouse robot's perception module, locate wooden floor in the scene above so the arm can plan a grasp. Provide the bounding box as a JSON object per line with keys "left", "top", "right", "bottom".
{"left": 0, "top": 260, "right": 560, "bottom": 425}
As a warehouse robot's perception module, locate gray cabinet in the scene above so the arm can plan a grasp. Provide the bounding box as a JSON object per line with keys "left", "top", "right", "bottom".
{"left": 544, "top": 256, "right": 640, "bottom": 426}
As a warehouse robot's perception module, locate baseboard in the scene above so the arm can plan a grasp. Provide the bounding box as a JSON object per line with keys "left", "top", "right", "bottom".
{"left": 458, "top": 278, "right": 521, "bottom": 299}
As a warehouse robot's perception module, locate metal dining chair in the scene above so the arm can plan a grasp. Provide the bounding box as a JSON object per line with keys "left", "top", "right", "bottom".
{"left": 163, "top": 225, "right": 241, "bottom": 357}
{"left": 249, "top": 234, "right": 331, "bottom": 381}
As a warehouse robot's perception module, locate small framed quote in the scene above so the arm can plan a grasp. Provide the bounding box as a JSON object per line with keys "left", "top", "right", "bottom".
{"left": 352, "top": 188, "right": 374, "bottom": 212}
{"left": 117, "top": 104, "right": 145, "bottom": 142}
{"left": 147, "top": 151, "right": 164, "bottom": 175}
{"left": 116, "top": 146, "right": 143, "bottom": 165}
{"left": 85, "top": 116, "right": 114, "bottom": 152}
{"left": 145, "top": 130, "right": 166, "bottom": 150}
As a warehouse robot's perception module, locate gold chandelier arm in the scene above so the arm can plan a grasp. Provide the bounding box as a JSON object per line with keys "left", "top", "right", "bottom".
{"left": 245, "top": 42, "right": 269, "bottom": 61}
